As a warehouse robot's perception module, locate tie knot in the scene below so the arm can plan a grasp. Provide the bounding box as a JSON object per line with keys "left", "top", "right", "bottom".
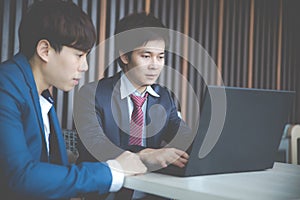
{"left": 130, "top": 93, "right": 148, "bottom": 108}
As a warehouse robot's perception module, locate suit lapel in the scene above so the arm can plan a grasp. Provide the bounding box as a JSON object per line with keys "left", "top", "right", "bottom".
{"left": 31, "top": 90, "right": 49, "bottom": 162}
{"left": 145, "top": 87, "right": 166, "bottom": 147}
{"left": 146, "top": 95, "right": 156, "bottom": 146}
{"left": 13, "top": 53, "right": 47, "bottom": 159}
{"left": 41, "top": 89, "right": 68, "bottom": 165}
{"left": 111, "top": 75, "right": 130, "bottom": 147}
{"left": 48, "top": 106, "right": 68, "bottom": 165}
{"left": 14, "top": 54, "right": 44, "bottom": 132}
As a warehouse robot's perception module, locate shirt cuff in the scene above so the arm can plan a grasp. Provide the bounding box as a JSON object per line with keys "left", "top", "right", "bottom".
{"left": 106, "top": 160, "right": 125, "bottom": 192}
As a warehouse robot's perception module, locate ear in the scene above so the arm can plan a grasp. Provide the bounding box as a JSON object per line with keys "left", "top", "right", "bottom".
{"left": 36, "top": 39, "right": 51, "bottom": 62}
{"left": 119, "top": 50, "right": 129, "bottom": 65}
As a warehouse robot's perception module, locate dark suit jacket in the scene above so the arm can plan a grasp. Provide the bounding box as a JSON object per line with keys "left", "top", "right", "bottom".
{"left": 76, "top": 72, "right": 192, "bottom": 163}
{"left": 0, "top": 53, "right": 114, "bottom": 199}
{"left": 75, "top": 72, "right": 191, "bottom": 200}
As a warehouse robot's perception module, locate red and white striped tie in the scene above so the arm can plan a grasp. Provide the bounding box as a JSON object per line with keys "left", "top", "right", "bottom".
{"left": 129, "top": 93, "right": 148, "bottom": 146}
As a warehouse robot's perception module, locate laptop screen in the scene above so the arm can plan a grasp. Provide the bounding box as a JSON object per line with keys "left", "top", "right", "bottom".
{"left": 184, "top": 86, "right": 295, "bottom": 176}
{"left": 156, "top": 86, "right": 295, "bottom": 176}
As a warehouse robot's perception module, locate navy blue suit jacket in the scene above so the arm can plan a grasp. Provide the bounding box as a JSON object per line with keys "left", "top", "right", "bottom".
{"left": 75, "top": 72, "right": 192, "bottom": 163}
{"left": 0, "top": 53, "right": 113, "bottom": 199}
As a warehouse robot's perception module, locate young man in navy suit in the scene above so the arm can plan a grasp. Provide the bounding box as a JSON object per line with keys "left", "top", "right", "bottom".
{"left": 0, "top": 1, "right": 147, "bottom": 199}
{"left": 75, "top": 12, "right": 192, "bottom": 200}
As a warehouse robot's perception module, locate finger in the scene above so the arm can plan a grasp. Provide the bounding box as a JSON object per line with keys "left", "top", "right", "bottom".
{"left": 177, "top": 156, "right": 188, "bottom": 163}
{"left": 171, "top": 159, "right": 186, "bottom": 168}
{"left": 166, "top": 153, "right": 188, "bottom": 167}
{"left": 174, "top": 149, "right": 189, "bottom": 159}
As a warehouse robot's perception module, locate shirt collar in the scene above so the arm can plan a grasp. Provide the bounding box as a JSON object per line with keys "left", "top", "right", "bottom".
{"left": 39, "top": 95, "right": 53, "bottom": 115}
{"left": 41, "top": 89, "right": 54, "bottom": 104}
{"left": 120, "top": 72, "right": 160, "bottom": 99}
{"left": 40, "top": 89, "right": 53, "bottom": 114}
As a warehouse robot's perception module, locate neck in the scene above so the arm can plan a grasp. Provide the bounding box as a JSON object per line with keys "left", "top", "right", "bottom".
{"left": 123, "top": 71, "right": 147, "bottom": 93}
{"left": 136, "top": 86, "right": 147, "bottom": 94}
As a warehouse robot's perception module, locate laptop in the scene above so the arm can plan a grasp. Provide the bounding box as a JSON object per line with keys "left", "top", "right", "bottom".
{"left": 155, "top": 86, "right": 295, "bottom": 177}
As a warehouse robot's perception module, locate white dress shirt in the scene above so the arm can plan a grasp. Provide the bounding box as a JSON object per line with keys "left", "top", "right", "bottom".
{"left": 39, "top": 96, "right": 123, "bottom": 192}
{"left": 120, "top": 73, "right": 160, "bottom": 199}
{"left": 39, "top": 95, "right": 53, "bottom": 155}
{"left": 120, "top": 72, "right": 160, "bottom": 146}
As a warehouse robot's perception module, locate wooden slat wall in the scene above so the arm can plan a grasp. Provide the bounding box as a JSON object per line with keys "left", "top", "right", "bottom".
{"left": 1, "top": 0, "right": 299, "bottom": 129}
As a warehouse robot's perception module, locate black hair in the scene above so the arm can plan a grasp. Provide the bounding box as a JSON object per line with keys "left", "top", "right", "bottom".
{"left": 114, "top": 12, "right": 169, "bottom": 69}
{"left": 18, "top": 0, "right": 96, "bottom": 59}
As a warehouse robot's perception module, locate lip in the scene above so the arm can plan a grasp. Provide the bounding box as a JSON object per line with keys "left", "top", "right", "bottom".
{"left": 73, "top": 78, "right": 80, "bottom": 85}
{"left": 145, "top": 74, "right": 158, "bottom": 78}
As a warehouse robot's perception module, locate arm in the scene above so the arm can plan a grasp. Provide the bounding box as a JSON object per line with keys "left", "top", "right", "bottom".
{"left": 138, "top": 147, "right": 189, "bottom": 171}
{"left": 138, "top": 87, "right": 193, "bottom": 171}
{"left": 0, "top": 88, "right": 113, "bottom": 198}
{"left": 0, "top": 79, "right": 146, "bottom": 199}
{"left": 74, "top": 82, "right": 124, "bottom": 162}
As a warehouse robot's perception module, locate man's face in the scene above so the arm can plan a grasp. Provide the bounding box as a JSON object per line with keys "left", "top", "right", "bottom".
{"left": 45, "top": 46, "right": 88, "bottom": 91}
{"left": 123, "top": 39, "right": 165, "bottom": 92}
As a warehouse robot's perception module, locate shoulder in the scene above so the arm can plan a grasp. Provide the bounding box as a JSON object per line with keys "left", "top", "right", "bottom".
{"left": 0, "top": 56, "right": 30, "bottom": 109}
{"left": 96, "top": 73, "right": 121, "bottom": 97}
{"left": 0, "top": 56, "right": 28, "bottom": 93}
{"left": 78, "top": 73, "right": 120, "bottom": 96}
{"left": 0, "top": 57, "right": 22, "bottom": 80}
{"left": 81, "top": 73, "right": 121, "bottom": 106}
{"left": 97, "top": 73, "right": 120, "bottom": 89}
{"left": 77, "top": 81, "right": 98, "bottom": 100}
{"left": 151, "top": 84, "right": 173, "bottom": 99}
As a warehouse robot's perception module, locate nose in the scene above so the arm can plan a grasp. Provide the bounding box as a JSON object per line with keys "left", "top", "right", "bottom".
{"left": 79, "top": 56, "right": 88, "bottom": 72}
{"left": 149, "top": 57, "right": 162, "bottom": 69}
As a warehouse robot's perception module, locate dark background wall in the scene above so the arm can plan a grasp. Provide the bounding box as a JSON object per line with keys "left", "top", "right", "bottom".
{"left": 1, "top": 0, "right": 299, "bottom": 129}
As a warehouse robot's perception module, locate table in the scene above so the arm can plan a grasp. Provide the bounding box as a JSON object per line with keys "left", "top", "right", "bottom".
{"left": 124, "top": 162, "right": 300, "bottom": 200}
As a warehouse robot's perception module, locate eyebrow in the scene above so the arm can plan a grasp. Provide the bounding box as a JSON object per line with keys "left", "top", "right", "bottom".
{"left": 140, "top": 50, "right": 165, "bottom": 54}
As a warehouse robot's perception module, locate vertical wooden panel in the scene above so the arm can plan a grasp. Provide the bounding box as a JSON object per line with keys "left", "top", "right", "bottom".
{"left": 209, "top": 0, "right": 219, "bottom": 83}
{"left": 241, "top": 0, "right": 250, "bottom": 88}
{"left": 1, "top": 0, "right": 11, "bottom": 61}
{"left": 1, "top": 0, "right": 299, "bottom": 127}
{"left": 98, "top": 0, "right": 107, "bottom": 79}
{"left": 85, "top": 0, "right": 99, "bottom": 84}
{"left": 229, "top": 1, "right": 236, "bottom": 86}
{"left": 217, "top": 0, "right": 224, "bottom": 85}
{"left": 253, "top": 0, "right": 263, "bottom": 89}
{"left": 235, "top": 1, "right": 242, "bottom": 87}
{"left": 0, "top": 0, "right": 3, "bottom": 59}
{"left": 105, "top": 0, "right": 117, "bottom": 78}
{"left": 276, "top": 0, "right": 282, "bottom": 90}
{"left": 222, "top": 0, "right": 233, "bottom": 86}
{"left": 180, "top": 0, "right": 189, "bottom": 121}
{"left": 187, "top": 0, "right": 200, "bottom": 125}
{"left": 136, "top": 0, "right": 143, "bottom": 11}
{"left": 156, "top": 0, "right": 168, "bottom": 88}
{"left": 145, "top": 0, "right": 151, "bottom": 14}
{"left": 13, "top": 0, "right": 22, "bottom": 53}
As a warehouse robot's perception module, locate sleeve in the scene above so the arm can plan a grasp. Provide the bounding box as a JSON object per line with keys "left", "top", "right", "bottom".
{"left": 106, "top": 160, "right": 125, "bottom": 192}
{"left": 74, "top": 82, "right": 124, "bottom": 163}
{"left": 0, "top": 75, "right": 114, "bottom": 199}
{"left": 163, "top": 88, "right": 194, "bottom": 151}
